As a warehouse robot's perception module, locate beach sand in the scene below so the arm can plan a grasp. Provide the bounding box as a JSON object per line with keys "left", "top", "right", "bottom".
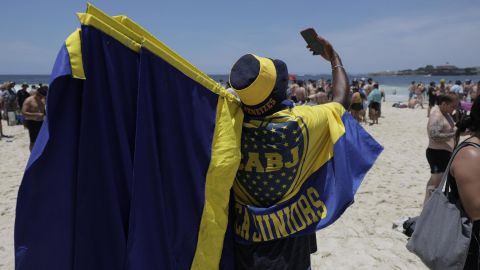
{"left": 0, "top": 102, "right": 430, "bottom": 269}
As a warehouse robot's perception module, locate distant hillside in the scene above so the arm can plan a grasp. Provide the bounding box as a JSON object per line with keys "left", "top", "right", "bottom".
{"left": 369, "top": 65, "right": 480, "bottom": 76}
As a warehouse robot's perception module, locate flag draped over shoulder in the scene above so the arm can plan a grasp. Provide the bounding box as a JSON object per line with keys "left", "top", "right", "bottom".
{"left": 15, "top": 4, "right": 242, "bottom": 270}
{"left": 232, "top": 104, "right": 383, "bottom": 242}
{"left": 14, "top": 4, "right": 382, "bottom": 270}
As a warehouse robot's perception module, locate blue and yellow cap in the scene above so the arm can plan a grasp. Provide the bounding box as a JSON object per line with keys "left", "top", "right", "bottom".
{"left": 229, "top": 54, "right": 288, "bottom": 116}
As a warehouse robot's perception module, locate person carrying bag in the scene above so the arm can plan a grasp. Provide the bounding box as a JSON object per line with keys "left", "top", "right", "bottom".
{"left": 407, "top": 141, "right": 480, "bottom": 270}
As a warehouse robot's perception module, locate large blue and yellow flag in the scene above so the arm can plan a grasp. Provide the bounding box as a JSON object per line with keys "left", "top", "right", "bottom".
{"left": 14, "top": 4, "right": 381, "bottom": 270}
{"left": 232, "top": 103, "right": 382, "bottom": 242}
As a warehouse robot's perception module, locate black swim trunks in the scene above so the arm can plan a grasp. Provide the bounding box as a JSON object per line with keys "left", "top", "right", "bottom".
{"left": 25, "top": 120, "right": 44, "bottom": 144}
{"left": 350, "top": 103, "right": 363, "bottom": 111}
{"left": 234, "top": 234, "right": 317, "bottom": 270}
{"left": 425, "top": 148, "right": 451, "bottom": 174}
{"left": 369, "top": 102, "right": 380, "bottom": 111}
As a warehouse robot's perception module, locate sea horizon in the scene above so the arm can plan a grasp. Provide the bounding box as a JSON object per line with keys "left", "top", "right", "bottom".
{"left": 2, "top": 74, "right": 479, "bottom": 103}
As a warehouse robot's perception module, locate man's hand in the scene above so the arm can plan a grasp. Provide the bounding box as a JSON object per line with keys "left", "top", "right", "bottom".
{"left": 301, "top": 27, "right": 350, "bottom": 109}
{"left": 306, "top": 35, "right": 335, "bottom": 62}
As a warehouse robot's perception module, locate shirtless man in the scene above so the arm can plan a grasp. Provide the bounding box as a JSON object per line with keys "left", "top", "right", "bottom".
{"left": 288, "top": 81, "right": 299, "bottom": 103}
{"left": 306, "top": 80, "right": 317, "bottom": 96}
{"left": 415, "top": 83, "right": 425, "bottom": 109}
{"left": 424, "top": 94, "right": 457, "bottom": 204}
{"left": 22, "top": 86, "right": 47, "bottom": 151}
{"left": 0, "top": 85, "right": 9, "bottom": 139}
{"left": 350, "top": 88, "right": 363, "bottom": 122}
{"left": 295, "top": 80, "right": 307, "bottom": 104}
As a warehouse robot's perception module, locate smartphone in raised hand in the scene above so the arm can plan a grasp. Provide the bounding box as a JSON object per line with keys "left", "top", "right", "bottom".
{"left": 300, "top": 28, "right": 324, "bottom": 56}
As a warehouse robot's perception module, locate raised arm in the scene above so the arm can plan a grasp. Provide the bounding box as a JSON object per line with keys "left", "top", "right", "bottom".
{"left": 329, "top": 52, "right": 350, "bottom": 108}
{"left": 304, "top": 30, "right": 350, "bottom": 109}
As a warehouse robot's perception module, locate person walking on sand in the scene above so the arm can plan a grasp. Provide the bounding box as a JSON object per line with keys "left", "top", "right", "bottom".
{"left": 408, "top": 81, "right": 416, "bottom": 101}
{"left": 424, "top": 94, "right": 457, "bottom": 204}
{"left": 436, "top": 79, "right": 449, "bottom": 95}
{"left": 367, "top": 83, "right": 381, "bottom": 125}
{"left": 415, "top": 83, "right": 425, "bottom": 109}
{"left": 22, "top": 86, "right": 47, "bottom": 151}
{"left": 0, "top": 83, "right": 14, "bottom": 139}
{"left": 350, "top": 88, "right": 363, "bottom": 122}
{"left": 2, "top": 82, "right": 18, "bottom": 126}
{"left": 17, "top": 84, "right": 30, "bottom": 112}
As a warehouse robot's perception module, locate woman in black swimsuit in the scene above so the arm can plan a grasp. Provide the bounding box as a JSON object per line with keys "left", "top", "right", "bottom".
{"left": 451, "top": 96, "right": 480, "bottom": 269}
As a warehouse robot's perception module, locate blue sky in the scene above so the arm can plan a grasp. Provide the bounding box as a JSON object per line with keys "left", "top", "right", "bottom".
{"left": 0, "top": 0, "right": 479, "bottom": 74}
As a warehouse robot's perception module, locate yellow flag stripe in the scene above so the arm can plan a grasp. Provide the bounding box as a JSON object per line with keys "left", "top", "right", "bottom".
{"left": 65, "top": 29, "right": 86, "bottom": 80}
{"left": 191, "top": 97, "right": 243, "bottom": 269}
{"left": 77, "top": 13, "right": 141, "bottom": 51}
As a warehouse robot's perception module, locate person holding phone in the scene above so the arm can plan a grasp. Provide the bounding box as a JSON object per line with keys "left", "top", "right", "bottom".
{"left": 230, "top": 30, "right": 353, "bottom": 270}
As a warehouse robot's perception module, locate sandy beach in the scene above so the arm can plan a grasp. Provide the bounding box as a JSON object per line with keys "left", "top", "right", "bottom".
{"left": 0, "top": 101, "right": 430, "bottom": 269}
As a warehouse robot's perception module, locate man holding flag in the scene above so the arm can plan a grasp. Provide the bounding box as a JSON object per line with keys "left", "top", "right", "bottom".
{"left": 230, "top": 32, "right": 382, "bottom": 269}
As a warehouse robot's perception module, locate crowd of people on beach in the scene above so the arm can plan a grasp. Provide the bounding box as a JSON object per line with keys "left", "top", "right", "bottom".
{"left": 0, "top": 81, "right": 47, "bottom": 150}
{"left": 422, "top": 79, "right": 479, "bottom": 199}
{"left": 406, "top": 79, "right": 480, "bottom": 116}
{"left": 391, "top": 77, "right": 480, "bottom": 269}
{"left": 273, "top": 77, "right": 385, "bottom": 126}
{"left": 223, "top": 76, "right": 480, "bottom": 131}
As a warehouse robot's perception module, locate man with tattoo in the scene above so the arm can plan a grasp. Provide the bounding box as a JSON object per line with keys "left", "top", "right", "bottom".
{"left": 424, "top": 94, "right": 457, "bottom": 204}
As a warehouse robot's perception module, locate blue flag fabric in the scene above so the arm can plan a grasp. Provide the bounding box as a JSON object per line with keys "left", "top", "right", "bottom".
{"left": 125, "top": 48, "right": 218, "bottom": 269}
{"left": 15, "top": 45, "right": 83, "bottom": 270}
{"left": 72, "top": 25, "right": 139, "bottom": 270}
{"left": 15, "top": 25, "right": 140, "bottom": 269}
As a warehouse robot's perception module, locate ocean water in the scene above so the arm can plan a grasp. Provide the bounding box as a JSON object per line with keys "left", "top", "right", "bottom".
{"left": 2, "top": 74, "right": 479, "bottom": 102}
{"left": 213, "top": 74, "right": 480, "bottom": 102}
{"left": 0, "top": 75, "right": 50, "bottom": 86}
